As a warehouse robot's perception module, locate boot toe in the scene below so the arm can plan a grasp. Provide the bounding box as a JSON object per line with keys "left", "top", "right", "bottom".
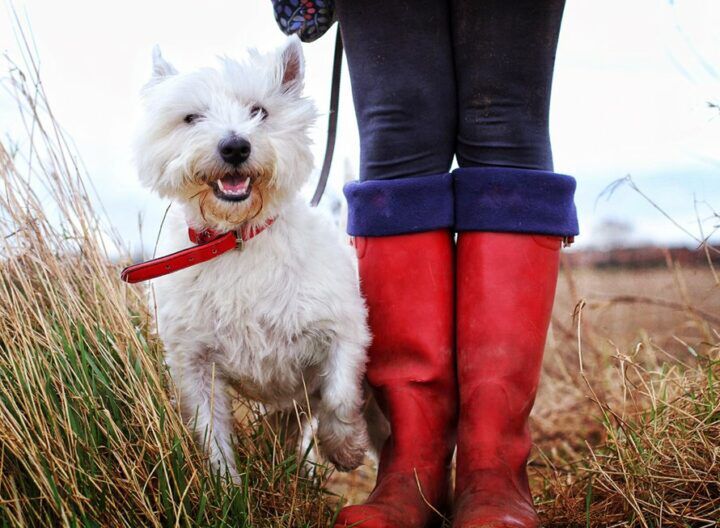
{"left": 334, "top": 504, "right": 399, "bottom": 528}
{"left": 453, "top": 509, "right": 537, "bottom": 528}
{"left": 453, "top": 489, "right": 539, "bottom": 528}
{"left": 334, "top": 476, "right": 442, "bottom": 528}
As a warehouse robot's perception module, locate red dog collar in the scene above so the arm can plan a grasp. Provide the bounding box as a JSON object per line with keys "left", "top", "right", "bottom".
{"left": 120, "top": 218, "right": 275, "bottom": 284}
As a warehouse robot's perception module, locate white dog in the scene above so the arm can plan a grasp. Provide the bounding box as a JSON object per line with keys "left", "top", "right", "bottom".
{"left": 134, "top": 36, "right": 371, "bottom": 478}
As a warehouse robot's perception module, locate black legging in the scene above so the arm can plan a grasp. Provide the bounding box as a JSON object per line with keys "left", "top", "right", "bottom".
{"left": 335, "top": 0, "right": 566, "bottom": 181}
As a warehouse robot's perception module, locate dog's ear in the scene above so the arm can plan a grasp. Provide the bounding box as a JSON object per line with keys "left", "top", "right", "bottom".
{"left": 151, "top": 45, "right": 178, "bottom": 80}
{"left": 279, "top": 35, "right": 304, "bottom": 92}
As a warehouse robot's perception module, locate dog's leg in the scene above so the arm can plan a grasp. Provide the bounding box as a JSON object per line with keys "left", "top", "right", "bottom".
{"left": 299, "top": 415, "right": 321, "bottom": 475}
{"left": 170, "top": 349, "right": 238, "bottom": 480}
{"left": 316, "top": 336, "right": 369, "bottom": 472}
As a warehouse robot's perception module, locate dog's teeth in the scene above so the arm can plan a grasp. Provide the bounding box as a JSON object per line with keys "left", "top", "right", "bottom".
{"left": 217, "top": 180, "right": 225, "bottom": 191}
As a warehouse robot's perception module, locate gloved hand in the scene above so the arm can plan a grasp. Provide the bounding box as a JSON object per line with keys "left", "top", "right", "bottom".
{"left": 272, "top": 0, "right": 336, "bottom": 42}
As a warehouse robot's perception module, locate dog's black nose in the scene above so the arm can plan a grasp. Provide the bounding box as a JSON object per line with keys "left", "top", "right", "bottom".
{"left": 218, "top": 136, "right": 251, "bottom": 166}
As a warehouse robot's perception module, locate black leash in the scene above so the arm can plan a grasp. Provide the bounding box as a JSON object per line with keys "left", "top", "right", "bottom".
{"left": 310, "top": 29, "right": 343, "bottom": 207}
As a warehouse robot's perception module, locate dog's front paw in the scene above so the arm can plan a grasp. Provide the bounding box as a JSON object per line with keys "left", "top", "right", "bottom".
{"left": 321, "top": 420, "right": 369, "bottom": 472}
{"left": 328, "top": 442, "right": 366, "bottom": 472}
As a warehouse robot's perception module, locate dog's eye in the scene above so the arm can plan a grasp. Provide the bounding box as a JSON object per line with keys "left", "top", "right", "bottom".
{"left": 183, "top": 113, "right": 203, "bottom": 125}
{"left": 250, "top": 105, "right": 268, "bottom": 121}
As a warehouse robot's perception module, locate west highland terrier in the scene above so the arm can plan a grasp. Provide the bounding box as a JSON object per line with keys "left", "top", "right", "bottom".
{"left": 133, "top": 36, "right": 373, "bottom": 478}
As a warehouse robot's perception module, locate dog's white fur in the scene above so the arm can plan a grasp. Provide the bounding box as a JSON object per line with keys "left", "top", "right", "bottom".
{"left": 135, "top": 37, "right": 371, "bottom": 477}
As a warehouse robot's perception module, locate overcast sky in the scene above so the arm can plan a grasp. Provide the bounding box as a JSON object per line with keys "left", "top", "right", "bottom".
{"left": 1, "top": 0, "right": 719, "bottom": 251}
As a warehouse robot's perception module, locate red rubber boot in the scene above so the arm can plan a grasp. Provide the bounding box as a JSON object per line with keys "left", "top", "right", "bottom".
{"left": 335, "top": 230, "right": 457, "bottom": 528}
{"left": 453, "top": 232, "right": 562, "bottom": 528}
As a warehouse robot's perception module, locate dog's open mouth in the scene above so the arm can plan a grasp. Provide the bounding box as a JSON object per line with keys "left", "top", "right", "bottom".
{"left": 210, "top": 173, "right": 253, "bottom": 202}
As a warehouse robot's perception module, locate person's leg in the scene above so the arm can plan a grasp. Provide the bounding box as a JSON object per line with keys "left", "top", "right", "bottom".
{"left": 454, "top": 233, "right": 562, "bottom": 528}
{"left": 449, "top": 2, "right": 577, "bottom": 527}
{"left": 452, "top": 0, "right": 564, "bottom": 171}
{"left": 336, "top": 232, "right": 456, "bottom": 528}
{"left": 334, "top": 1, "right": 458, "bottom": 527}
{"left": 338, "top": 0, "right": 456, "bottom": 183}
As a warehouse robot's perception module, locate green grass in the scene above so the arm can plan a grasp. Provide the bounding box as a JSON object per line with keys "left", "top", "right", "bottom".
{"left": 0, "top": 317, "right": 336, "bottom": 527}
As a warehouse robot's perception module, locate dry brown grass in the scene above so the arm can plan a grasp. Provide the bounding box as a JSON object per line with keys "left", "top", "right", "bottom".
{"left": 533, "top": 262, "right": 720, "bottom": 527}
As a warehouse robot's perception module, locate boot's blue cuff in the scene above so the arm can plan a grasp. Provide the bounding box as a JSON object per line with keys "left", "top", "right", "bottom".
{"left": 453, "top": 167, "right": 579, "bottom": 237}
{"left": 344, "top": 173, "right": 453, "bottom": 236}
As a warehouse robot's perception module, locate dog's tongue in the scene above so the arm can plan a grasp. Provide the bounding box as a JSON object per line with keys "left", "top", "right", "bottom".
{"left": 218, "top": 174, "right": 250, "bottom": 195}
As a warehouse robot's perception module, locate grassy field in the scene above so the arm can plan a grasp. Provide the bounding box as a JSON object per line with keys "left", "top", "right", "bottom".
{"left": 1, "top": 24, "right": 718, "bottom": 528}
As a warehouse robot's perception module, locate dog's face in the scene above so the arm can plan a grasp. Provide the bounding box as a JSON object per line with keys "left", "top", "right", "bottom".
{"left": 135, "top": 37, "right": 316, "bottom": 229}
